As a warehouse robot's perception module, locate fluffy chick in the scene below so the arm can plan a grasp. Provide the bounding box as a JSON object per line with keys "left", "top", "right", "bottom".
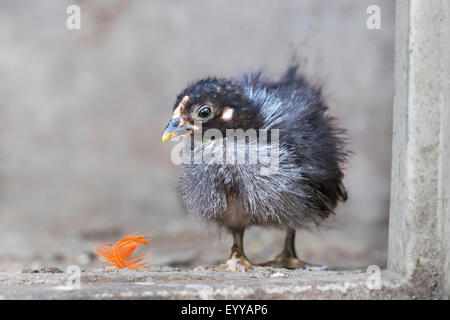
{"left": 162, "top": 66, "right": 349, "bottom": 270}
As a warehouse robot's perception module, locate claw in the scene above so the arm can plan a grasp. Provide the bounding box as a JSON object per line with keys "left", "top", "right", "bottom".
{"left": 260, "top": 256, "right": 327, "bottom": 270}
{"left": 219, "top": 255, "right": 253, "bottom": 272}
{"left": 259, "top": 228, "right": 328, "bottom": 270}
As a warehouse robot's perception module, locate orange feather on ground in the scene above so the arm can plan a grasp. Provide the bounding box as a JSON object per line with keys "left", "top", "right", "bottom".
{"left": 94, "top": 233, "right": 150, "bottom": 270}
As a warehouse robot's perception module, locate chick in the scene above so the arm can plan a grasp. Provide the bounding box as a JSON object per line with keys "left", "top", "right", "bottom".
{"left": 162, "top": 66, "right": 349, "bottom": 270}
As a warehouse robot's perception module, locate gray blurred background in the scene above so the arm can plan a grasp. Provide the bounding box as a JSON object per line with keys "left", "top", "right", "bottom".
{"left": 0, "top": 0, "right": 394, "bottom": 272}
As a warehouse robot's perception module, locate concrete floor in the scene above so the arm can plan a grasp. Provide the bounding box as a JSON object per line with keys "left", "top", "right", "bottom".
{"left": 0, "top": 266, "right": 421, "bottom": 300}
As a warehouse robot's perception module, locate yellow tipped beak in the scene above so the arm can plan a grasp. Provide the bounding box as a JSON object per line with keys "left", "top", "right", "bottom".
{"left": 161, "top": 132, "right": 173, "bottom": 142}
{"left": 162, "top": 118, "right": 194, "bottom": 142}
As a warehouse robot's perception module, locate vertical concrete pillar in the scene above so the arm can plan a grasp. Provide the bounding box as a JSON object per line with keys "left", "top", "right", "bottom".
{"left": 440, "top": 0, "right": 450, "bottom": 298}
{"left": 389, "top": 0, "right": 450, "bottom": 297}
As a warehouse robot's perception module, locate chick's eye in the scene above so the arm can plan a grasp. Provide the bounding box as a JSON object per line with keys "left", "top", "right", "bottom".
{"left": 198, "top": 106, "right": 212, "bottom": 119}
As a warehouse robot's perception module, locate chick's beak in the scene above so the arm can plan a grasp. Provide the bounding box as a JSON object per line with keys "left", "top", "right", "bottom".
{"left": 162, "top": 117, "right": 194, "bottom": 142}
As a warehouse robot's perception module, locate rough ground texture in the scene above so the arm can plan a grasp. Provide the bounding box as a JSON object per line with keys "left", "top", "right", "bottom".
{"left": 0, "top": 266, "right": 426, "bottom": 300}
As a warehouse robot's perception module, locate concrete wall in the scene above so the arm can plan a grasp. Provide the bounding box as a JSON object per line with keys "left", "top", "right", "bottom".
{"left": 389, "top": 0, "right": 450, "bottom": 297}
{"left": 0, "top": 0, "right": 395, "bottom": 271}
{"left": 440, "top": 0, "right": 450, "bottom": 298}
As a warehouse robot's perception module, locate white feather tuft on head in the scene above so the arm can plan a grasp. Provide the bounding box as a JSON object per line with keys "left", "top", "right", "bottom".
{"left": 221, "top": 107, "right": 234, "bottom": 121}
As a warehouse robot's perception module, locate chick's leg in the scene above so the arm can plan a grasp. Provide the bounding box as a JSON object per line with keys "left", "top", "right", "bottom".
{"left": 220, "top": 227, "right": 252, "bottom": 271}
{"left": 261, "top": 228, "right": 327, "bottom": 270}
